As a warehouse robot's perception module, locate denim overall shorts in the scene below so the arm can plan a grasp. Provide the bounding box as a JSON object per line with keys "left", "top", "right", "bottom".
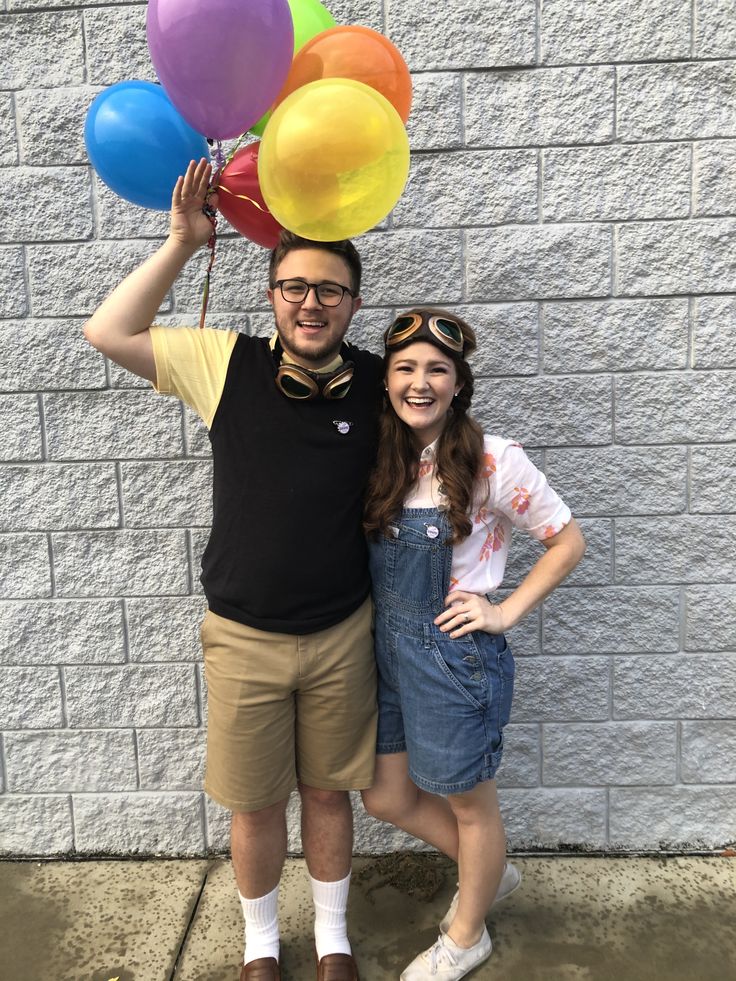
{"left": 368, "top": 507, "right": 515, "bottom": 796}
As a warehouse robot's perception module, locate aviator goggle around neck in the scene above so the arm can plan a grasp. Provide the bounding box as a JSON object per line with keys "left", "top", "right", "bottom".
{"left": 273, "top": 339, "right": 355, "bottom": 401}
{"left": 384, "top": 311, "right": 465, "bottom": 356}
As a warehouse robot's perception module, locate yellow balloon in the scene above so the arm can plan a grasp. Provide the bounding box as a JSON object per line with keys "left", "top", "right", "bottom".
{"left": 258, "top": 77, "right": 410, "bottom": 240}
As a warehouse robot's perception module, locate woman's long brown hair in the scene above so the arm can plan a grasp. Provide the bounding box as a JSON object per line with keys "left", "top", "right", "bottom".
{"left": 363, "top": 309, "right": 487, "bottom": 543}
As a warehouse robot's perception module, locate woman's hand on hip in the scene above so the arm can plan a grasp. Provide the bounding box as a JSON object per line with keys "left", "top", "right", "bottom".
{"left": 435, "top": 590, "right": 505, "bottom": 638}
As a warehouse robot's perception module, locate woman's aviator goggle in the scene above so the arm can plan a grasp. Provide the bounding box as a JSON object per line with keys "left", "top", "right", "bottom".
{"left": 385, "top": 312, "right": 465, "bottom": 355}
{"left": 274, "top": 278, "right": 355, "bottom": 307}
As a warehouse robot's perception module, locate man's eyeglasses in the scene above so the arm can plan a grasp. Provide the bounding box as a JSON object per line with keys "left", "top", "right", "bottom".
{"left": 274, "top": 279, "right": 355, "bottom": 307}
{"left": 385, "top": 312, "right": 465, "bottom": 355}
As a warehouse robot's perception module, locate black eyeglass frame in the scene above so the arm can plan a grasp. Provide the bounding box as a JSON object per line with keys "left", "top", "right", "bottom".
{"left": 273, "top": 278, "right": 356, "bottom": 307}
{"left": 385, "top": 312, "right": 465, "bottom": 355}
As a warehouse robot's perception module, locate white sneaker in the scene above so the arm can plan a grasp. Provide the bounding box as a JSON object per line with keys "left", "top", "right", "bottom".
{"left": 439, "top": 862, "right": 521, "bottom": 934}
{"left": 400, "top": 928, "right": 492, "bottom": 980}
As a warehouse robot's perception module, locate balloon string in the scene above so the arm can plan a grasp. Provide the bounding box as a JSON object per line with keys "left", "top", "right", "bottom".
{"left": 224, "top": 132, "right": 249, "bottom": 168}
{"left": 210, "top": 138, "right": 227, "bottom": 177}
{"left": 199, "top": 139, "right": 225, "bottom": 330}
{"left": 199, "top": 198, "right": 217, "bottom": 330}
{"left": 217, "top": 183, "right": 271, "bottom": 214}
{"left": 198, "top": 209, "right": 217, "bottom": 330}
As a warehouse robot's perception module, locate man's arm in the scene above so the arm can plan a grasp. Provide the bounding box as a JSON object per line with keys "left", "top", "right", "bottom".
{"left": 83, "top": 158, "right": 216, "bottom": 383}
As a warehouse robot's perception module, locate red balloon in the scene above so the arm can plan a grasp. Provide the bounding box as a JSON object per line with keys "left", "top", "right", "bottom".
{"left": 216, "top": 144, "right": 283, "bottom": 249}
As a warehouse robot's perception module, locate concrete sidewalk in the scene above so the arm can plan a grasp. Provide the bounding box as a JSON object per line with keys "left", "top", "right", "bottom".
{"left": 1, "top": 853, "right": 735, "bottom": 980}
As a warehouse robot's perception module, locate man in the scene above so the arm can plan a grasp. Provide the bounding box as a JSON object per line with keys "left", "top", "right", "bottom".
{"left": 83, "top": 158, "right": 383, "bottom": 981}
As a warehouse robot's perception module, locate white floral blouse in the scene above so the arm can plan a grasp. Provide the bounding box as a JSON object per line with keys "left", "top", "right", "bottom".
{"left": 403, "top": 435, "right": 572, "bottom": 595}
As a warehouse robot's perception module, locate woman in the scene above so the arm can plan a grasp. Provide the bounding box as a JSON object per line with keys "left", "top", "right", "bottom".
{"left": 362, "top": 308, "right": 586, "bottom": 980}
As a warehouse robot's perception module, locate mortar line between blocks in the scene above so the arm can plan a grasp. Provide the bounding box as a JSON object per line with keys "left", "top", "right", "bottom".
{"left": 0, "top": 734, "right": 7, "bottom": 796}
{"left": 133, "top": 727, "right": 141, "bottom": 790}
{"left": 537, "top": 149, "right": 544, "bottom": 223}
{"left": 201, "top": 789, "right": 211, "bottom": 847}
{"left": 460, "top": 227, "right": 468, "bottom": 303}
{"left": 20, "top": 243, "right": 31, "bottom": 318}
{"left": 689, "top": 142, "right": 696, "bottom": 218}
{"left": 611, "top": 515, "right": 617, "bottom": 587}
{"left": 46, "top": 530, "right": 57, "bottom": 601}
{"left": 538, "top": 721, "right": 544, "bottom": 786}
{"left": 68, "top": 792, "right": 76, "bottom": 853}
{"left": 535, "top": 0, "right": 542, "bottom": 64}
{"left": 194, "top": 662, "right": 204, "bottom": 728}
{"left": 79, "top": 8, "right": 89, "bottom": 86}
{"left": 115, "top": 460, "right": 125, "bottom": 529}
{"left": 58, "top": 663, "right": 68, "bottom": 727}
{"left": 691, "top": 0, "right": 697, "bottom": 58}
{"left": 121, "top": 596, "right": 132, "bottom": 664}
{"left": 611, "top": 224, "right": 618, "bottom": 297}
{"left": 185, "top": 529, "right": 196, "bottom": 595}
{"left": 613, "top": 66, "right": 618, "bottom": 141}
{"left": 10, "top": 90, "right": 22, "bottom": 165}
{"left": 679, "top": 584, "right": 689, "bottom": 657}
{"left": 537, "top": 300, "right": 544, "bottom": 376}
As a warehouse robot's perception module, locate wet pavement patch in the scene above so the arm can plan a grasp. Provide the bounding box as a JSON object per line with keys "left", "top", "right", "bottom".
{"left": 353, "top": 851, "right": 451, "bottom": 903}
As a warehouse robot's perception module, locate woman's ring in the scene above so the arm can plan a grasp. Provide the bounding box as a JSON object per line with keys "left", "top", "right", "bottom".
{"left": 463, "top": 614, "right": 470, "bottom": 624}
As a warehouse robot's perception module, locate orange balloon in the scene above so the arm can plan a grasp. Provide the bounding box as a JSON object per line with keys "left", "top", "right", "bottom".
{"left": 274, "top": 25, "right": 412, "bottom": 123}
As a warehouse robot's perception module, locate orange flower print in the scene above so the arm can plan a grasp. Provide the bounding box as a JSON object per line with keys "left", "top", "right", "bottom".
{"left": 543, "top": 525, "right": 559, "bottom": 539}
{"left": 481, "top": 452, "right": 496, "bottom": 478}
{"left": 511, "top": 486, "right": 531, "bottom": 514}
{"left": 479, "top": 524, "right": 505, "bottom": 560}
{"left": 418, "top": 459, "right": 433, "bottom": 478}
{"left": 448, "top": 576, "right": 460, "bottom": 592}
{"left": 475, "top": 505, "right": 490, "bottom": 525}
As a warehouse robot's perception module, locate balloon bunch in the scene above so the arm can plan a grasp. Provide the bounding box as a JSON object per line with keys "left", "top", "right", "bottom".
{"left": 84, "top": 0, "right": 412, "bottom": 244}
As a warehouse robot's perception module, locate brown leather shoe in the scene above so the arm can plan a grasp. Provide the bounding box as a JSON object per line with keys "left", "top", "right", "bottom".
{"left": 316, "top": 951, "right": 359, "bottom": 981}
{"left": 240, "top": 957, "right": 280, "bottom": 980}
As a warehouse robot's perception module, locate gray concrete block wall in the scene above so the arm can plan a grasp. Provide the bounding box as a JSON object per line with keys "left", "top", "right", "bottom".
{"left": 0, "top": 0, "right": 734, "bottom": 857}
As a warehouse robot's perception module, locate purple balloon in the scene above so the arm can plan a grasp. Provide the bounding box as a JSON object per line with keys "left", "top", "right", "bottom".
{"left": 147, "top": 0, "right": 294, "bottom": 140}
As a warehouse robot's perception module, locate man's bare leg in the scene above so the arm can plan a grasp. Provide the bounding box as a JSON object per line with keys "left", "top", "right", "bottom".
{"left": 300, "top": 784, "right": 355, "bottom": 962}
{"left": 231, "top": 797, "right": 290, "bottom": 967}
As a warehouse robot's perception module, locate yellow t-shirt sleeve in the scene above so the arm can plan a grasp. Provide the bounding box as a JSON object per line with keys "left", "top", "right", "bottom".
{"left": 149, "top": 326, "right": 239, "bottom": 429}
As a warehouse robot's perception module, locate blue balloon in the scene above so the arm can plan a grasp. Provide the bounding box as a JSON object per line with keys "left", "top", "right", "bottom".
{"left": 84, "top": 80, "right": 210, "bottom": 210}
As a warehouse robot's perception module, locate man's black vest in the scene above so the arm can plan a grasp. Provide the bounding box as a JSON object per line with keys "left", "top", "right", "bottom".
{"left": 202, "top": 334, "right": 383, "bottom": 634}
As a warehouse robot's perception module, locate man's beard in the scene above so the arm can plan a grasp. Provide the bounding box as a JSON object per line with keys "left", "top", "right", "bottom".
{"left": 275, "top": 314, "right": 349, "bottom": 365}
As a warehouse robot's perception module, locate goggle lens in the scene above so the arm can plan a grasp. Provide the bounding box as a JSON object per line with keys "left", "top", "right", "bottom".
{"left": 326, "top": 378, "right": 353, "bottom": 400}
{"left": 279, "top": 372, "right": 315, "bottom": 399}
{"left": 386, "top": 315, "right": 420, "bottom": 343}
{"left": 433, "top": 318, "right": 463, "bottom": 347}
{"left": 385, "top": 313, "right": 465, "bottom": 355}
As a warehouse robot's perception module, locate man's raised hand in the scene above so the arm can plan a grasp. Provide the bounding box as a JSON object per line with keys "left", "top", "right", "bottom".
{"left": 170, "top": 158, "right": 219, "bottom": 250}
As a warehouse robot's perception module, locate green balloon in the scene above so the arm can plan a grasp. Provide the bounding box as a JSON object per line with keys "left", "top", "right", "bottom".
{"left": 250, "top": 109, "right": 271, "bottom": 138}
{"left": 249, "top": 0, "right": 336, "bottom": 137}
{"left": 290, "top": 0, "right": 336, "bottom": 52}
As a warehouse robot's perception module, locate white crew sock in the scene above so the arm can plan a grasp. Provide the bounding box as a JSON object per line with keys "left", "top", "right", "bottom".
{"left": 310, "top": 871, "right": 352, "bottom": 960}
{"left": 240, "top": 884, "right": 280, "bottom": 966}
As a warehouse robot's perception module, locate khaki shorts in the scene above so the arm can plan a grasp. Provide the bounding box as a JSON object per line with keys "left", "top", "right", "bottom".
{"left": 201, "top": 597, "right": 377, "bottom": 812}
